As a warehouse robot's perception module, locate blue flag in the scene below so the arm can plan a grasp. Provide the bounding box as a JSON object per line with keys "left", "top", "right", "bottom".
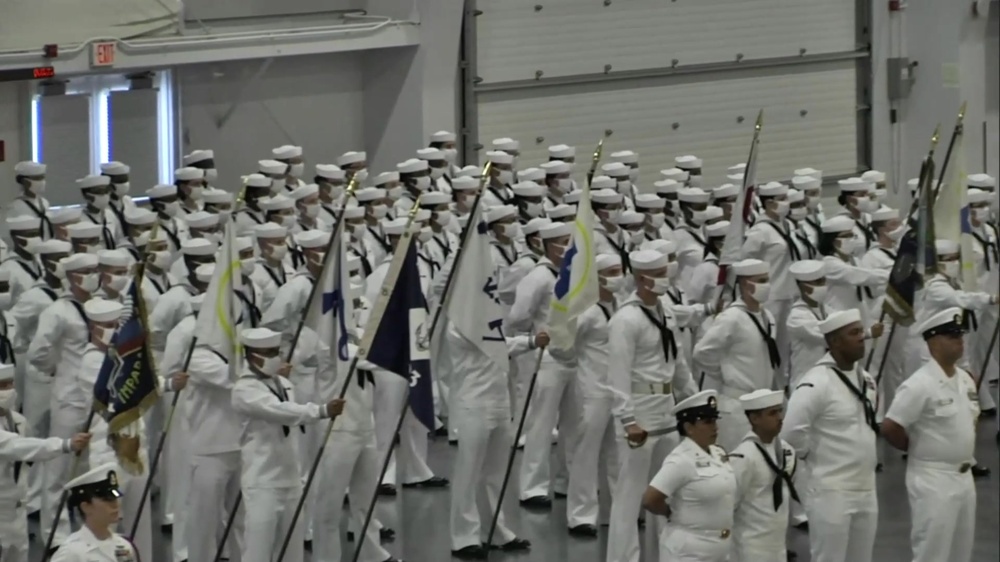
{"left": 93, "top": 277, "right": 160, "bottom": 433}
{"left": 366, "top": 240, "right": 435, "bottom": 431}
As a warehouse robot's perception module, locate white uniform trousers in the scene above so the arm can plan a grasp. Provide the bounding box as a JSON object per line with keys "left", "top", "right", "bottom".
{"left": 450, "top": 406, "right": 517, "bottom": 551}
{"left": 764, "top": 298, "right": 792, "bottom": 388}
{"left": 312, "top": 430, "right": 390, "bottom": 562}
{"left": 41, "top": 402, "right": 89, "bottom": 547}
{"left": 115, "top": 470, "right": 153, "bottom": 562}
{"left": 606, "top": 432, "right": 679, "bottom": 562}
{"left": 518, "top": 362, "right": 581, "bottom": 500}
{"left": 657, "top": 525, "right": 731, "bottom": 562}
{"left": 969, "top": 311, "right": 998, "bottom": 411}
{"left": 732, "top": 542, "right": 785, "bottom": 562}
{"left": 510, "top": 352, "right": 538, "bottom": 435}
{"left": 567, "top": 396, "right": 619, "bottom": 528}
{"left": 374, "top": 371, "right": 435, "bottom": 486}
{"left": 870, "top": 321, "right": 908, "bottom": 419}
{"left": 431, "top": 323, "right": 453, "bottom": 423}
{"left": 165, "top": 400, "right": 191, "bottom": 562}
{"left": 298, "top": 422, "right": 320, "bottom": 541}
{"left": 805, "top": 487, "right": 877, "bottom": 562}
{"left": 906, "top": 462, "right": 976, "bottom": 562}
{"left": 0, "top": 499, "right": 29, "bottom": 562}
{"left": 716, "top": 393, "right": 752, "bottom": 453}
{"left": 788, "top": 458, "right": 811, "bottom": 526}
{"left": 242, "top": 486, "right": 305, "bottom": 562}
{"left": 22, "top": 376, "right": 51, "bottom": 512}
{"left": 186, "top": 451, "right": 243, "bottom": 562}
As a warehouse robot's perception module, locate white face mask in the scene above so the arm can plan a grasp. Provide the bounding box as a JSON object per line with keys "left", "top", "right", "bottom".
{"left": 188, "top": 185, "right": 205, "bottom": 201}
{"left": 497, "top": 170, "right": 514, "bottom": 185}
{"left": 271, "top": 179, "right": 285, "bottom": 193}
{"left": 444, "top": 148, "right": 458, "bottom": 163}
{"left": 387, "top": 186, "right": 404, "bottom": 201}
{"left": 886, "top": 225, "right": 906, "bottom": 241}
{"left": 90, "top": 193, "right": 110, "bottom": 211}
{"left": 268, "top": 244, "right": 289, "bottom": 261}
{"left": 413, "top": 176, "right": 432, "bottom": 191}
{"left": 204, "top": 169, "right": 218, "bottom": 182}
{"left": 855, "top": 197, "right": 877, "bottom": 213}
{"left": 371, "top": 204, "right": 389, "bottom": 219}
{"left": 837, "top": 236, "right": 858, "bottom": 256}
{"left": 807, "top": 285, "right": 827, "bottom": 302}
{"left": 350, "top": 223, "right": 366, "bottom": 238}
{"left": 326, "top": 184, "right": 345, "bottom": 200}
{"left": 602, "top": 208, "right": 622, "bottom": 223}
{"left": 161, "top": 201, "right": 181, "bottom": 217}
{"left": 941, "top": 261, "right": 960, "bottom": 278}
{"left": 557, "top": 178, "right": 572, "bottom": 193}
{"left": 240, "top": 258, "right": 256, "bottom": 276}
{"left": 0, "top": 389, "right": 18, "bottom": 411}
{"left": 28, "top": 179, "right": 46, "bottom": 195}
{"left": 500, "top": 223, "right": 521, "bottom": 239}
{"left": 972, "top": 208, "right": 990, "bottom": 222}
{"left": 105, "top": 274, "right": 130, "bottom": 293}
{"left": 417, "top": 226, "right": 433, "bottom": 243}
{"left": 114, "top": 182, "right": 130, "bottom": 196}
{"left": 302, "top": 203, "right": 320, "bottom": 219}
{"left": 601, "top": 274, "right": 624, "bottom": 292}
{"left": 150, "top": 250, "right": 172, "bottom": 270}
{"left": 434, "top": 210, "right": 453, "bottom": 227}
{"left": 76, "top": 272, "right": 100, "bottom": 293}
{"left": 430, "top": 167, "right": 446, "bottom": 180}
{"left": 629, "top": 169, "right": 640, "bottom": 182}
{"left": 647, "top": 214, "right": 665, "bottom": 228}
{"left": 789, "top": 207, "right": 808, "bottom": 221}
{"left": 289, "top": 163, "right": 305, "bottom": 178}
{"left": 0, "top": 293, "right": 11, "bottom": 310}
{"left": 14, "top": 234, "right": 41, "bottom": 253}
{"left": 523, "top": 201, "right": 545, "bottom": 218}
{"left": 253, "top": 353, "right": 283, "bottom": 377}
{"left": 280, "top": 214, "right": 297, "bottom": 228}
{"left": 750, "top": 281, "right": 771, "bottom": 303}
{"left": 648, "top": 276, "right": 671, "bottom": 295}
{"left": 772, "top": 200, "right": 790, "bottom": 218}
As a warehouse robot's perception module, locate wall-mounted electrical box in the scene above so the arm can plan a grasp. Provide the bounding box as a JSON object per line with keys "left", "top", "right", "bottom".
{"left": 887, "top": 57, "right": 915, "bottom": 101}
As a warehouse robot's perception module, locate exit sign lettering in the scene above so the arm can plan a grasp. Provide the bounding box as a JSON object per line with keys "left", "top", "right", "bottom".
{"left": 91, "top": 42, "right": 116, "bottom": 67}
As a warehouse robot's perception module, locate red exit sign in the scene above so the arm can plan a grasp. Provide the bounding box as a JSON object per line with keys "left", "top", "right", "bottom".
{"left": 91, "top": 42, "right": 116, "bottom": 67}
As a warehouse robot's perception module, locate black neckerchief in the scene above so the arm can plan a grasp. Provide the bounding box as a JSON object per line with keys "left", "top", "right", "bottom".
{"left": 846, "top": 256, "right": 875, "bottom": 302}
{"left": 805, "top": 216, "right": 821, "bottom": 234}
{"left": 792, "top": 228, "right": 817, "bottom": 259}
{"left": 752, "top": 440, "right": 800, "bottom": 510}
{"left": 65, "top": 299, "right": 91, "bottom": 332}
{"left": 17, "top": 197, "right": 53, "bottom": 239}
{"left": 357, "top": 368, "right": 376, "bottom": 388}
{"left": 417, "top": 251, "right": 440, "bottom": 275}
{"left": 356, "top": 251, "right": 373, "bottom": 277}
{"left": 432, "top": 233, "right": 453, "bottom": 258}
{"left": 761, "top": 219, "right": 802, "bottom": 261}
{"left": 289, "top": 244, "right": 304, "bottom": 270}
{"left": 494, "top": 244, "right": 516, "bottom": 266}
{"left": 161, "top": 221, "right": 182, "bottom": 252}
{"left": 10, "top": 258, "right": 41, "bottom": 281}
{"left": 634, "top": 303, "right": 677, "bottom": 363}
{"left": 853, "top": 218, "right": 874, "bottom": 248}
{"left": 602, "top": 230, "right": 632, "bottom": 272}
{"left": 368, "top": 226, "right": 392, "bottom": 253}
{"left": 597, "top": 301, "right": 615, "bottom": 323}
{"left": 146, "top": 274, "right": 169, "bottom": 296}
{"left": 241, "top": 209, "right": 265, "bottom": 225}
{"left": 663, "top": 289, "right": 687, "bottom": 332}
{"left": 84, "top": 210, "right": 116, "bottom": 249}
{"left": 828, "top": 365, "right": 879, "bottom": 433}
{"left": 259, "top": 377, "right": 303, "bottom": 437}
{"left": 971, "top": 231, "right": 998, "bottom": 271}
{"left": 488, "top": 185, "right": 510, "bottom": 205}
{"left": 878, "top": 247, "right": 897, "bottom": 261}
{"left": 681, "top": 224, "right": 707, "bottom": 247}
{"left": 735, "top": 305, "right": 780, "bottom": 368}
{"left": 264, "top": 263, "right": 287, "bottom": 287}
{"left": 0, "top": 315, "right": 14, "bottom": 366}
{"left": 236, "top": 290, "right": 261, "bottom": 328}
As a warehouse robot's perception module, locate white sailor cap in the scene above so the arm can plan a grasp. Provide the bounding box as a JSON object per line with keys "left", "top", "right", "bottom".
{"left": 601, "top": 162, "right": 630, "bottom": 178}
{"left": 486, "top": 205, "right": 517, "bottom": 223}
{"left": 343, "top": 206, "right": 366, "bottom": 220}
{"left": 787, "top": 189, "right": 804, "bottom": 203}
{"left": 596, "top": 253, "right": 622, "bottom": 270}
{"left": 548, "top": 204, "right": 576, "bottom": 220}
{"left": 703, "top": 206, "right": 724, "bottom": 222}
{"left": 84, "top": 298, "right": 123, "bottom": 323}
{"left": 518, "top": 167, "right": 546, "bottom": 182}
{"left": 76, "top": 175, "right": 111, "bottom": 190}
{"left": 337, "top": 151, "right": 367, "bottom": 166}
{"left": 413, "top": 209, "right": 432, "bottom": 223}
{"left": 838, "top": 177, "right": 872, "bottom": 193}
{"left": 121, "top": 208, "right": 154, "bottom": 229}
{"left": 870, "top": 207, "right": 899, "bottom": 222}
{"left": 381, "top": 218, "right": 409, "bottom": 236}
{"left": 316, "top": 164, "right": 345, "bottom": 181}
{"left": 935, "top": 238, "right": 960, "bottom": 255}
{"left": 968, "top": 173, "right": 996, "bottom": 188}
{"left": 670, "top": 390, "right": 719, "bottom": 420}
{"left": 0, "top": 364, "right": 13, "bottom": 382}
{"left": 48, "top": 207, "right": 82, "bottom": 225}
{"left": 35, "top": 240, "right": 72, "bottom": 255}
{"left": 235, "top": 237, "right": 253, "bottom": 253}
{"left": 794, "top": 167, "right": 823, "bottom": 180}
{"left": 260, "top": 194, "right": 294, "bottom": 212}
{"left": 538, "top": 223, "right": 571, "bottom": 240}
{"left": 907, "top": 178, "right": 920, "bottom": 191}
{"left": 512, "top": 181, "right": 545, "bottom": 198}
{"left": 630, "top": 249, "right": 670, "bottom": 270}
{"left": 968, "top": 188, "right": 992, "bottom": 204}
{"left": 185, "top": 211, "right": 218, "bottom": 229}
{"left": 243, "top": 174, "right": 272, "bottom": 189}
{"left": 740, "top": 389, "right": 784, "bottom": 412}
{"left": 182, "top": 238, "right": 217, "bottom": 256}
{"left": 452, "top": 176, "right": 479, "bottom": 191}
{"left": 914, "top": 307, "right": 969, "bottom": 340}
{"left": 732, "top": 258, "right": 768, "bottom": 277}
{"left": 354, "top": 187, "right": 386, "bottom": 203}
{"left": 194, "top": 264, "right": 215, "bottom": 284}
{"left": 788, "top": 259, "right": 825, "bottom": 282}
{"left": 373, "top": 171, "right": 399, "bottom": 185}
{"left": 296, "top": 229, "right": 330, "bottom": 249}
{"left": 100, "top": 162, "right": 130, "bottom": 176}
{"left": 728, "top": 163, "right": 747, "bottom": 173}
{"left": 819, "top": 309, "right": 862, "bottom": 335}
{"left": 146, "top": 184, "right": 177, "bottom": 198}
{"left": 68, "top": 223, "right": 102, "bottom": 239}
{"left": 289, "top": 183, "right": 319, "bottom": 201}
{"left": 660, "top": 168, "right": 690, "bottom": 182}
{"left": 418, "top": 192, "right": 452, "bottom": 206}
{"left": 484, "top": 151, "right": 513, "bottom": 165}
{"left": 564, "top": 190, "right": 582, "bottom": 204}
{"left": 590, "top": 176, "right": 616, "bottom": 190}
{"left": 674, "top": 155, "right": 703, "bottom": 169}
{"left": 253, "top": 223, "right": 288, "bottom": 239}
{"left": 522, "top": 217, "right": 551, "bottom": 236}
{"left": 591, "top": 188, "right": 623, "bottom": 205}
{"left": 398, "top": 158, "right": 429, "bottom": 174}
{"left": 242, "top": 327, "right": 282, "bottom": 349}
{"left": 456, "top": 165, "right": 482, "bottom": 178}
{"left": 64, "top": 463, "right": 122, "bottom": 501}
{"left": 203, "top": 188, "right": 234, "bottom": 205}
{"left": 610, "top": 150, "right": 638, "bottom": 164}
{"left": 538, "top": 161, "right": 570, "bottom": 175}
{"left": 416, "top": 147, "right": 445, "bottom": 161}
{"left": 7, "top": 216, "right": 41, "bottom": 231}
{"left": 60, "top": 253, "right": 99, "bottom": 272}
{"left": 272, "top": 145, "right": 302, "bottom": 160}
{"left": 175, "top": 167, "right": 205, "bottom": 182}
{"left": 430, "top": 130, "right": 456, "bottom": 143}
{"left": 548, "top": 144, "right": 575, "bottom": 158}
{"left": 678, "top": 187, "right": 710, "bottom": 204}
{"left": 97, "top": 249, "right": 132, "bottom": 268}
{"left": 634, "top": 193, "right": 665, "bottom": 209}
{"left": 821, "top": 216, "right": 855, "bottom": 233}
{"left": 758, "top": 182, "right": 788, "bottom": 197}
{"left": 183, "top": 150, "right": 214, "bottom": 166}
{"left": 861, "top": 170, "right": 886, "bottom": 183}
{"left": 713, "top": 184, "right": 739, "bottom": 199}
{"left": 727, "top": 174, "right": 745, "bottom": 185}
{"left": 705, "top": 221, "right": 729, "bottom": 237}
{"left": 640, "top": 239, "right": 677, "bottom": 256}
{"left": 655, "top": 179, "right": 681, "bottom": 195}
{"left": 791, "top": 176, "right": 822, "bottom": 190}
{"left": 258, "top": 160, "right": 287, "bottom": 176}
{"left": 14, "top": 161, "right": 46, "bottom": 176}
{"left": 491, "top": 138, "right": 520, "bottom": 151}
{"left": 616, "top": 210, "right": 644, "bottom": 226}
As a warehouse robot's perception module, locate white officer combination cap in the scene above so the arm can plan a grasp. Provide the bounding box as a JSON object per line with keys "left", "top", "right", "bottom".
{"left": 757, "top": 183, "right": 788, "bottom": 197}
{"left": 861, "top": 170, "right": 886, "bottom": 183}
{"left": 935, "top": 239, "right": 960, "bottom": 255}
{"left": 564, "top": 191, "right": 582, "bottom": 205}
{"left": 674, "top": 155, "right": 703, "bottom": 169}
{"left": 512, "top": 182, "right": 545, "bottom": 198}
{"left": 968, "top": 188, "right": 991, "bottom": 204}
{"left": 97, "top": 249, "right": 132, "bottom": 268}
{"left": 337, "top": 151, "right": 367, "bottom": 166}
{"left": 416, "top": 147, "right": 445, "bottom": 161}
{"left": 419, "top": 192, "right": 452, "bottom": 206}
{"left": 175, "top": 167, "right": 205, "bottom": 181}
{"left": 258, "top": 160, "right": 287, "bottom": 175}
{"left": 788, "top": 260, "right": 825, "bottom": 282}
{"left": 819, "top": 309, "right": 862, "bottom": 335}
{"left": 64, "top": 462, "right": 122, "bottom": 499}
{"left": 241, "top": 327, "right": 282, "bottom": 349}
{"left": 713, "top": 184, "right": 739, "bottom": 199}
{"left": 272, "top": 145, "right": 302, "bottom": 160}
{"left": 60, "top": 253, "right": 99, "bottom": 272}
{"left": 538, "top": 223, "right": 571, "bottom": 240}
{"left": 732, "top": 258, "right": 768, "bottom": 277}
{"left": 655, "top": 179, "right": 681, "bottom": 195}
{"left": 548, "top": 204, "right": 576, "bottom": 220}
{"left": 548, "top": 144, "right": 575, "bottom": 158}
{"left": 456, "top": 165, "right": 482, "bottom": 178}
{"left": 67, "top": 223, "right": 102, "bottom": 239}
{"left": 0, "top": 364, "right": 13, "bottom": 382}
{"left": 84, "top": 298, "right": 124, "bottom": 323}
{"left": 740, "top": 389, "right": 784, "bottom": 412}
{"left": 601, "top": 162, "right": 630, "bottom": 177}
{"left": 660, "top": 168, "right": 690, "bottom": 182}
{"left": 705, "top": 221, "right": 729, "bottom": 237}
{"left": 596, "top": 253, "right": 622, "bottom": 270}
{"left": 678, "top": 187, "right": 710, "bottom": 204}
{"left": 914, "top": 307, "right": 969, "bottom": 340}
{"left": 430, "top": 130, "right": 456, "bottom": 143}
{"left": 538, "top": 161, "right": 570, "bottom": 176}
{"left": 203, "top": 188, "right": 234, "bottom": 205}
{"left": 634, "top": 194, "right": 665, "bottom": 209}
{"left": 342, "top": 206, "right": 366, "bottom": 220}
{"left": 870, "top": 207, "right": 898, "bottom": 222}
{"left": 76, "top": 175, "right": 111, "bottom": 189}
{"left": 48, "top": 207, "right": 82, "bottom": 225}
{"left": 100, "top": 161, "right": 130, "bottom": 175}
{"left": 398, "top": 158, "right": 429, "bottom": 174}
{"left": 260, "top": 195, "right": 294, "bottom": 212}
{"left": 492, "top": 138, "right": 520, "bottom": 151}
{"left": 484, "top": 151, "right": 513, "bottom": 166}
{"left": 591, "top": 188, "right": 623, "bottom": 205}
{"left": 452, "top": 176, "right": 479, "bottom": 191}
{"left": 794, "top": 167, "right": 823, "bottom": 180}
{"left": 182, "top": 238, "right": 217, "bottom": 256}
{"left": 316, "top": 164, "right": 345, "bottom": 180}
{"left": 295, "top": 229, "right": 330, "bottom": 249}
{"left": 791, "top": 176, "right": 822, "bottom": 190}
{"left": 968, "top": 173, "right": 995, "bottom": 188}
{"left": 35, "top": 240, "right": 72, "bottom": 255}
{"left": 353, "top": 187, "right": 386, "bottom": 203}
{"left": 838, "top": 177, "right": 871, "bottom": 193}
{"left": 254, "top": 223, "right": 288, "bottom": 239}
{"left": 289, "top": 184, "right": 319, "bottom": 201}
{"left": 243, "top": 174, "right": 272, "bottom": 189}
{"left": 486, "top": 205, "right": 517, "bottom": 223}
{"left": 821, "top": 216, "right": 854, "bottom": 233}
{"left": 629, "top": 249, "right": 670, "bottom": 271}
{"left": 590, "top": 176, "right": 616, "bottom": 190}
{"left": 670, "top": 389, "right": 719, "bottom": 419}
{"left": 146, "top": 184, "right": 177, "bottom": 199}
{"left": 183, "top": 150, "right": 214, "bottom": 166}
{"left": 610, "top": 150, "right": 638, "bottom": 164}
{"left": 381, "top": 218, "right": 409, "bottom": 236}
{"left": 640, "top": 239, "right": 676, "bottom": 256}
{"left": 522, "top": 217, "right": 551, "bottom": 236}
{"left": 616, "top": 210, "right": 644, "bottom": 226}
{"left": 194, "top": 264, "right": 215, "bottom": 283}
{"left": 15, "top": 161, "right": 46, "bottom": 176}
{"left": 7, "top": 216, "right": 41, "bottom": 231}
{"left": 185, "top": 211, "right": 218, "bottom": 230}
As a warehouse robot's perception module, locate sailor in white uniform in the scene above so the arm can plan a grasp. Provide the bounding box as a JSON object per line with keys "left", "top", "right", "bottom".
{"left": 258, "top": 159, "right": 291, "bottom": 196}
{"left": 337, "top": 150, "right": 368, "bottom": 184}
{"left": 683, "top": 221, "right": 728, "bottom": 305}
{"left": 882, "top": 308, "right": 980, "bottom": 562}
{"left": 481, "top": 151, "right": 514, "bottom": 209}
{"left": 181, "top": 149, "right": 217, "bottom": 190}
{"left": 50, "top": 464, "right": 138, "bottom": 562}
{"left": 8, "top": 161, "right": 52, "bottom": 239}
{"left": 818, "top": 216, "right": 888, "bottom": 331}
{"left": 967, "top": 187, "right": 1000, "bottom": 409}
{"left": 272, "top": 145, "right": 307, "bottom": 192}
{"left": 314, "top": 164, "right": 348, "bottom": 225}
{"left": 832, "top": 178, "right": 877, "bottom": 255}
{"left": 786, "top": 260, "right": 832, "bottom": 387}
{"left": 601, "top": 162, "right": 636, "bottom": 211}
{"left": 289, "top": 183, "right": 328, "bottom": 233}
{"left": 673, "top": 187, "right": 712, "bottom": 278}
{"left": 75, "top": 175, "right": 120, "bottom": 250}
{"left": 144, "top": 184, "right": 188, "bottom": 254}
{"left": 674, "top": 155, "right": 704, "bottom": 188}
{"left": 642, "top": 390, "right": 736, "bottom": 562}
{"left": 236, "top": 174, "right": 276, "bottom": 236}
{"left": 655, "top": 175, "right": 685, "bottom": 230}
{"left": 102, "top": 162, "right": 138, "bottom": 229}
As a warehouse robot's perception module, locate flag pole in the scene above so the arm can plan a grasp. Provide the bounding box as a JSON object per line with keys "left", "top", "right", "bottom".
{"left": 585, "top": 130, "right": 611, "bottom": 188}
{"left": 976, "top": 318, "right": 1000, "bottom": 393}
{"left": 931, "top": 103, "right": 967, "bottom": 203}
{"left": 274, "top": 200, "right": 424, "bottom": 562}
{"left": 40, "top": 407, "right": 97, "bottom": 560}
{"left": 484, "top": 348, "right": 545, "bottom": 558}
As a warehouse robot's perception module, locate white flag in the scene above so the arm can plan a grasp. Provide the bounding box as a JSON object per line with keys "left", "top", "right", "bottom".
{"left": 548, "top": 180, "right": 600, "bottom": 350}
{"left": 194, "top": 214, "right": 244, "bottom": 378}
{"left": 302, "top": 221, "right": 354, "bottom": 362}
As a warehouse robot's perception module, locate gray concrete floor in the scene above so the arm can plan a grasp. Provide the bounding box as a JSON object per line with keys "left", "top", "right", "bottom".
{"left": 29, "top": 421, "right": 1000, "bottom": 562}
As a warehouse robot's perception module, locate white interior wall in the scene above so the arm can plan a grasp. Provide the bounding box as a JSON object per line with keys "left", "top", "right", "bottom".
{"left": 0, "top": 0, "right": 179, "bottom": 51}
{"left": 0, "top": 82, "right": 29, "bottom": 207}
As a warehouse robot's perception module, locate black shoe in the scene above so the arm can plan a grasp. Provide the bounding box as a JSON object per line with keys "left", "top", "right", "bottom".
{"left": 553, "top": 491, "right": 567, "bottom": 499}
{"left": 378, "top": 483, "right": 397, "bottom": 496}
{"left": 519, "top": 496, "right": 551, "bottom": 509}
{"left": 981, "top": 408, "right": 997, "bottom": 418}
{"left": 434, "top": 426, "right": 449, "bottom": 437}
{"left": 972, "top": 465, "right": 991, "bottom": 478}
{"left": 637, "top": 517, "right": 645, "bottom": 529}
{"left": 568, "top": 524, "right": 598, "bottom": 537}
{"left": 28, "top": 510, "right": 40, "bottom": 521}
{"left": 449, "top": 439, "right": 458, "bottom": 447}
{"left": 489, "top": 537, "right": 531, "bottom": 551}
{"left": 304, "top": 539, "right": 312, "bottom": 551}
{"left": 451, "top": 545, "right": 488, "bottom": 560}
{"left": 402, "top": 476, "right": 449, "bottom": 489}
{"left": 794, "top": 521, "right": 809, "bottom": 531}
{"left": 347, "top": 531, "right": 355, "bottom": 542}
{"left": 46, "top": 547, "right": 59, "bottom": 556}
{"left": 382, "top": 557, "right": 402, "bottom": 562}
{"left": 875, "top": 462, "right": 884, "bottom": 473}
{"left": 787, "top": 550, "right": 798, "bottom": 560}
{"left": 380, "top": 527, "right": 396, "bottom": 541}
